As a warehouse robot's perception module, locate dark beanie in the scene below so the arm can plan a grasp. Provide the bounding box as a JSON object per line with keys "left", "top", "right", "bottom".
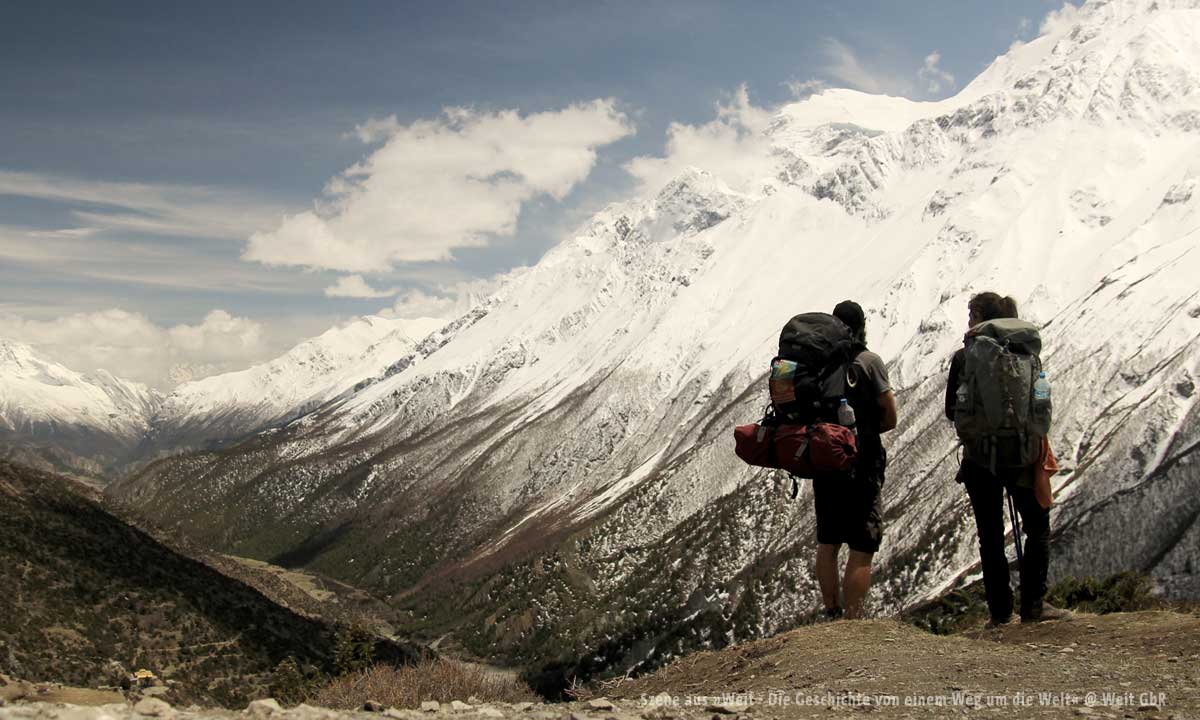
{"left": 832, "top": 300, "right": 865, "bottom": 333}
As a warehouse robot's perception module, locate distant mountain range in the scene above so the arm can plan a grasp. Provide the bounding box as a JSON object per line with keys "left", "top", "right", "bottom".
{"left": 5, "top": 0, "right": 1200, "bottom": 686}
{"left": 0, "top": 315, "right": 442, "bottom": 478}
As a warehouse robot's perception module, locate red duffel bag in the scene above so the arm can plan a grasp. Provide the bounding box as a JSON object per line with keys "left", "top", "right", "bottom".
{"left": 734, "top": 422, "right": 857, "bottom": 478}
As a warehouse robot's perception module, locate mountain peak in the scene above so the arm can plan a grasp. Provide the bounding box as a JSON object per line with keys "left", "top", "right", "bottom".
{"left": 1081, "top": 0, "right": 1200, "bottom": 18}
{"left": 0, "top": 338, "right": 36, "bottom": 367}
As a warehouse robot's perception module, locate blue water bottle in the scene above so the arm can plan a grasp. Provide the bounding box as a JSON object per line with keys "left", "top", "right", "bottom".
{"left": 1033, "top": 372, "right": 1051, "bottom": 402}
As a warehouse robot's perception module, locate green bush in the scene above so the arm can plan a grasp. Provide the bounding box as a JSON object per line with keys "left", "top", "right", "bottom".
{"left": 905, "top": 583, "right": 991, "bottom": 635}
{"left": 1047, "top": 572, "right": 1155, "bottom": 614}
{"left": 332, "top": 625, "right": 376, "bottom": 677}
{"left": 269, "top": 656, "right": 324, "bottom": 706}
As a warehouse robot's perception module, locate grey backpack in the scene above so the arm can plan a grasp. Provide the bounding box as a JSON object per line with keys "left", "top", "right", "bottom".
{"left": 954, "top": 318, "right": 1052, "bottom": 472}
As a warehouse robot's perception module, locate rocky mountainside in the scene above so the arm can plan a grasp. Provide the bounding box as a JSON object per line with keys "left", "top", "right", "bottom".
{"left": 72, "top": 0, "right": 1200, "bottom": 686}
{"left": 0, "top": 461, "right": 422, "bottom": 707}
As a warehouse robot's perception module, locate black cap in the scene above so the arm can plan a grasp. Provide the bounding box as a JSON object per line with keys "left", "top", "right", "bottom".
{"left": 832, "top": 300, "right": 865, "bottom": 333}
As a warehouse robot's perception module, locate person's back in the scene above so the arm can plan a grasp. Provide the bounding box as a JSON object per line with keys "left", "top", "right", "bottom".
{"left": 946, "top": 292, "right": 1068, "bottom": 625}
{"left": 810, "top": 301, "right": 897, "bottom": 620}
{"left": 847, "top": 347, "right": 888, "bottom": 468}
{"left": 944, "top": 294, "right": 1018, "bottom": 423}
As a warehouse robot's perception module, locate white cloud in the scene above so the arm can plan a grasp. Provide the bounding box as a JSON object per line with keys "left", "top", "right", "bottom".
{"left": 1017, "top": 16, "right": 1033, "bottom": 38}
{"left": 784, "top": 78, "right": 828, "bottom": 99}
{"left": 0, "top": 308, "right": 306, "bottom": 389}
{"left": 819, "top": 38, "right": 915, "bottom": 97}
{"left": 379, "top": 270, "right": 520, "bottom": 322}
{"left": 324, "top": 274, "right": 398, "bottom": 298}
{"left": 918, "top": 51, "right": 956, "bottom": 94}
{"left": 166, "top": 310, "right": 265, "bottom": 359}
{"left": 0, "top": 171, "right": 284, "bottom": 241}
{"left": 814, "top": 38, "right": 962, "bottom": 99}
{"left": 1040, "top": 3, "right": 1081, "bottom": 35}
{"left": 383, "top": 289, "right": 465, "bottom": 320}
{"left": 623, "top": 85, "right": 775, "bottom": 195}
{"left": 243, "top": 99, "right": 634, "bottom": 273}
{"left": 0, "top": 223, "right": 313, "bottom": 295}
{"left": 349, "top": 116, "right": 403, "bottom": 144}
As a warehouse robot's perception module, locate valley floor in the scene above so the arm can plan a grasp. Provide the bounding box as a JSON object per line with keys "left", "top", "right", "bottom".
{"left": 4, "top": 610, "right": 1198, "bottom": 720}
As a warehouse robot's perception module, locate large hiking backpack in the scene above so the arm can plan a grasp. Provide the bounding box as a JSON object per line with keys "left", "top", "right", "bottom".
{"left": 734, "top": 313, "right": 859, "bottom": 483}
{"left": 954, "top": 318, "right": 1052, "bottom": 472}
{"left": 771, "top": 312, "right": 856, "bottom": 423}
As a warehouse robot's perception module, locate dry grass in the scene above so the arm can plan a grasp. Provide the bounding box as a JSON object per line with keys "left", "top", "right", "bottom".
{"left": 312, "top": 659, "right": 539, "bottom": 709}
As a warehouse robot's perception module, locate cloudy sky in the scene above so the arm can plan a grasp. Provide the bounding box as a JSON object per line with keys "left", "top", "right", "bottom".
{"left": 0, "top": 0, "right": 1064, "bottom": 388}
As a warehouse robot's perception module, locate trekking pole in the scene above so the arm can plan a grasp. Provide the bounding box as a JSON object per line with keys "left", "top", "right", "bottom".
{"left": 1007, "top": 488, "right": 1024, "bottom": 564}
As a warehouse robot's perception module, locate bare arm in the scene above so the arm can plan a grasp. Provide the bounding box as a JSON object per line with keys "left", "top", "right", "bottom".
{"left": 878, "top": 390, "right": 898, "bottom": 433}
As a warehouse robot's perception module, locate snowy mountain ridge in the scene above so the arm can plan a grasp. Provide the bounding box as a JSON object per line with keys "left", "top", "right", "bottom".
{"left": 0, "top": 337, "right": 162, "bottom": 437}
{"left": 148, "top": 314, "right": 446, "bottom": 448}
{"left": 0, "top": 314, "right": 447, "bottom": 473}
{"left": 0, "top": 338, "right": 164, "bottom": 477}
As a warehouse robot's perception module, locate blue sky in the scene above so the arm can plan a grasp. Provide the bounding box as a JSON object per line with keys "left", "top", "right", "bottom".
{"left": 0, "top": 0, "right": 1063, "bottom": 386}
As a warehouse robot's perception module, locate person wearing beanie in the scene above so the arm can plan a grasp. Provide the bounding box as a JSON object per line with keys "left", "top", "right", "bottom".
{"left": 813, "top": 300, "right": 897, "bottom": 619}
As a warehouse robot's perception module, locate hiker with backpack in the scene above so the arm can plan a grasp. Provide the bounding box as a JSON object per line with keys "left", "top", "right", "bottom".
{"left": 946, "top": 292, "right": 1068, "bottom": 626}
{"left": 815, "top": 301, "right": 896, "bottom": 619}
{"left": 733, "top": 301, "right": 895, "bottom": 619}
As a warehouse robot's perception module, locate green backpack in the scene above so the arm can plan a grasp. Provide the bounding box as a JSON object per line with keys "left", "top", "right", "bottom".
{"left": 954, "top": 318, "right": 1052, "bottom": 472}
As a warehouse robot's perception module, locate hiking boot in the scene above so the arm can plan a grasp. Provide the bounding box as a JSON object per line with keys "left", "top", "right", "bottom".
{"left": 985, "top": 613, "right": 1015, "bottom": 629}
{"left": 1021, "top": 602, "right": 1073, "bottom": 624}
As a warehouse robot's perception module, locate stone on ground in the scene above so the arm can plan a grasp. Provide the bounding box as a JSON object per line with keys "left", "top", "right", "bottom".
{"left": 245, "top": 698, "right": 284, "bottom": 717}
{"left": 133, "top": 698, "right": 173, "bottom": 718}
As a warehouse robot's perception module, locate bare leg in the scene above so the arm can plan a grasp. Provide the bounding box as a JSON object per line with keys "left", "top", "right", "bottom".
{"left": 843, "top": 550, "right": 874, "bottom": 619}
{"left": 816, "top": 543, "right": 842, "bottom": 611}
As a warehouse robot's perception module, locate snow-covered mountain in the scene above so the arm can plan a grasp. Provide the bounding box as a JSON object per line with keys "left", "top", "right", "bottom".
{"left": 94, "top": 0, "right": 1200, "bottom": 679}
{"left": 0, "top": 315, "right": 446, "bottom": 474}
{"left": 147, "top": 314, "right": 444, "bottom": 450}
{"left": 0, "top": 339, "right": 162, "bottom": 477}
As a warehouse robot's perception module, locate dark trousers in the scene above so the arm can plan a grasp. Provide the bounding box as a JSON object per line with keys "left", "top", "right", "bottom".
{"left": 961, "top": 462, "right": 1050, "bottom": 620}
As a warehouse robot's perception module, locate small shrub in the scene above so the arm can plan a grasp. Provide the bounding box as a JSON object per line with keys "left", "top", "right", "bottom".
{"left": 1048, "top": 572, "right": 1156, "bottom": 614}
{"left": 270, "top": 656, "right": 323, "bottom": 706}
{"left": 904, "top": 582, "right": 991, "bottom": 635}
{"left": 312, "top": 659, "right": 538, "bottom": 710}
{"left": 332, "top": 625, "right": 376, "bottom": 677}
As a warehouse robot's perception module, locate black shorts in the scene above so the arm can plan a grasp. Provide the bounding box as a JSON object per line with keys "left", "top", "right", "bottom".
{"left": 812, "top": 460, "right": 885, "bottom": 554}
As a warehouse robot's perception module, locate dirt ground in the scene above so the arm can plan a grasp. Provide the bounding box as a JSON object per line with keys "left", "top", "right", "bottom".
{"left": 601, "top": 610, "right": 1200, "bottom": 719}
{"left": 0, "top": 679, "right": 124, "bottom": 707}
{"left": 5, "top": 611, "right": 1198, "bottom": 720}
